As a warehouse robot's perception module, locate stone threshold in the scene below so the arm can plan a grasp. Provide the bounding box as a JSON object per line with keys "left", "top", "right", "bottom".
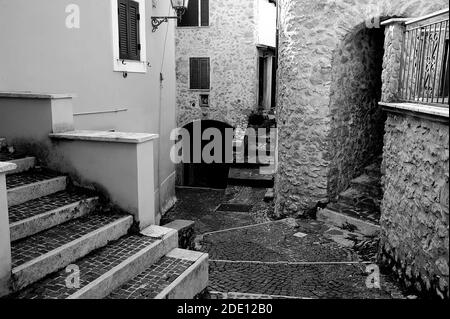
{"left": 50, "top": 130, "right": 159, "bottom": 144}
{"left": 0, "top": 92, "right": 75, "bottom": 100}
{"left": 380, "top": 102, "right": 449, "bottom": 124}
{"left": 0, "top": 162, "right": 17, "bottom": 173}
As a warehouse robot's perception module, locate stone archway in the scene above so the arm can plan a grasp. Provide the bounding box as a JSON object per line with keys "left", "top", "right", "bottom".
{"left": 327, "top": 24, "right": 386, "bottom": 200}
{"left": 178, "top": 120, "right": 234, "bottom": 189}
{"left": 275, "top": 0, "right": 448, "bottom": 217}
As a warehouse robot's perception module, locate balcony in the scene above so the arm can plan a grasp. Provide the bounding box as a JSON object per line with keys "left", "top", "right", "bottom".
{"left": 399, "top": 9, "right": 449, "bottom": 107}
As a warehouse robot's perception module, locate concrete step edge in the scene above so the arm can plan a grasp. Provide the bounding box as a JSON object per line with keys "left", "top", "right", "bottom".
{"left": 6, "top": 157, "right": 36, "bottom": 175}
{"left": 7, "top": 176, "right": 67, "bottom": 207}
{"left": 155, "top": 249, "right": 209, "bottom": 299}
{"left": 12, "top": 215, "right": 133, "bottom": 291}
{"left": 68, "top": 226, "right": 178, "bottom": 299}
{"left": 10, "top": 197, "right": 99, "bottom": 242}
{"left": 317, "top": 208, "right": 380, "bottom": 237}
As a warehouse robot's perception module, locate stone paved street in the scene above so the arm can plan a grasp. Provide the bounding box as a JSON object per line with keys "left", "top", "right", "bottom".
{"left": 164, "top": 187, "right": 407, "bottom": 299}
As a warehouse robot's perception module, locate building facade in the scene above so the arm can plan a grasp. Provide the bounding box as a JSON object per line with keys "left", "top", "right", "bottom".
{"left": 0, "top": 0, "right": 178, "bottom": 217}
{"left": 175, "top": 0, "right": 277, "bottom": 130}
{"left": 276, "top": 0, "right": 449, "bottom": 298}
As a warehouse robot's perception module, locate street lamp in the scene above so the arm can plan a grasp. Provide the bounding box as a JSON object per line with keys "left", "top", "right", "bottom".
{"left": 151, "top": 0, "right": 189, "bottom": 32}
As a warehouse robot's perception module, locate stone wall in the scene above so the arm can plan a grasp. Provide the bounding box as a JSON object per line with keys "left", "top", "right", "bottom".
{"left": 328, "top": 27, "right": 386, "bottom": 199}
{"left": 175, "top": 0, "right": 258, "bottom": 129}
{"left": 381, "top": 21, "right": 404, "bottom": 103}
{"left": 379, "top": 114, "right": 449, "bottom": 298}
{"left": 276, "top": 0, "right": 448, "bottom": 217}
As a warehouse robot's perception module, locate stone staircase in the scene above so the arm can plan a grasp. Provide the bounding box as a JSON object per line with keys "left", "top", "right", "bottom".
{"left": 317, "top": 158, "right": 382, "bottom": 237}
{"left": 229, "top": 129, "right": 275, "bottom": 188}
{"left": 1, "top": 140, "right": 208, "bottom": 299}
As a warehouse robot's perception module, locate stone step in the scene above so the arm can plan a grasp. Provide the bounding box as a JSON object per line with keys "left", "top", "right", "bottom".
{"left": 317, "top": 207, "right": 380, "bottom": 237}
{"left": 228, "top": 167, "right": 274, "bottom": 188}
{"left": 7, "top": 157, "right": 36, "bottom": 175}
{"left": 6, "top": 169, "right": 67, "bottom": 206}
{"left": 9, "top": 226, "right": 178, "bottom": 299}
{"left": 326, "top": 202, "right": 380, "bottom": 225}
{"left": 339, "top": 187, "right": 381, "bottom": 211}
{"left": 0, "top": 150, "right": 36, "bottom": 175}
{"left": 10, "top": 213, "right": 133, "bottom": 291}
{"left": 107, "top": 249, "right": 208, "bottom": 299}
{"left": 232, "top": 152, "right": 273, "bottom": 168}
{"left": 350, "top": 174, "right": 382, "bottom": 197}
{"left": 9, "top": 190, "right": 99, "bottom": 242}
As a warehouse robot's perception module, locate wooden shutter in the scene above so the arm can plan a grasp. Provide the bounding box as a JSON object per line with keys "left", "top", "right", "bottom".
{"left": 178, "top": 0, "right": 199, "bottom": 27}
{"left": 118, "top": 0, "right": 129, "bottom": 60}
{"left": 199, "top": 58, "right": 210, "bottom": 89}
{"left": 200, "top": 0, "right": 209, "bottom": 26}
{"left": 127, "top": 0, "right": 140, "bottom": 61}
{"left": 190, "top": 58, "right": 210, "bottom": 90}
{"left": 190, "top": 58, "right": 200, "bottom": 89}
{"left": 118, "top": 0, "right": 140, "bottom": 61}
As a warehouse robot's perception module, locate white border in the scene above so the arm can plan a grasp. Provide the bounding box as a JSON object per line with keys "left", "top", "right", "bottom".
{"left": 111, "top": 0, "right": 148, "bottom": 73}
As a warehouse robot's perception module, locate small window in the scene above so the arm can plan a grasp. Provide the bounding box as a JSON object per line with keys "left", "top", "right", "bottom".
{"left": 190, "top": 58, "right": 210, "bottom": 90}
{"left": 199, "top": 94, "right": 210, "bottom": 107}
{"left": 118, "top": 0, "right": 141, "bottom": 61}
{"left": 178, "top": 0, "right": 209, "bottom": 27}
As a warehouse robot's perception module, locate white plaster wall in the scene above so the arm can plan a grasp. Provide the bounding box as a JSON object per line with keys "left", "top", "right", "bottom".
{"left": 0, "top": 0, "right": 177, "bottom": 215}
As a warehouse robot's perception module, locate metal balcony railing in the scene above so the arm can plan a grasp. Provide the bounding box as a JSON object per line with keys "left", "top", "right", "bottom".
{"left": 399, "top": 9, "right": 449, "bottom": 106}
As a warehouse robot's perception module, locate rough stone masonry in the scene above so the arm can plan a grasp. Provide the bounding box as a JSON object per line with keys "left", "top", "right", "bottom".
{"left": 380, "top": 114, "right": 449, "bottom": 298}
{"left": 176, "top": 0, "right": 260, "bottom": 129}
{"left": 275, "top": 0, "right": 448, "bottom": 217}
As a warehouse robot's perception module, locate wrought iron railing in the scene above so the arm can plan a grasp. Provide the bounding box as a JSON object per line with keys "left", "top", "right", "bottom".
{"left": 399, "top": 9, "right": 449, "bottom": 106}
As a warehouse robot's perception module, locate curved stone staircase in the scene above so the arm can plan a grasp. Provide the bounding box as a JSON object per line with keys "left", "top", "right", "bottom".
{"left": 1, "top": 139, "right": 208, "bottom": 299}
{"left": 317, "top": 158, "right": 383, "bottom": 237}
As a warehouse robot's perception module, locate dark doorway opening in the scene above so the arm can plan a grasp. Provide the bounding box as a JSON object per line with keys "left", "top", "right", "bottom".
{"left": 257, "top": 45, "right": 277, "bottom": 111}
{"left": 182, "top": 120, "right": 234, "bottom": 189}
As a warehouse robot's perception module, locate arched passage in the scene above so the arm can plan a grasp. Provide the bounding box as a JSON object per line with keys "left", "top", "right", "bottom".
{"left": 275, "top": 0, "right": 447, "bottom": 217}
{"left": 179, "top": 120, "right": 234, "bottom": 189}
{"left": 327, "top": 24, "right": 386, "bottom": 199}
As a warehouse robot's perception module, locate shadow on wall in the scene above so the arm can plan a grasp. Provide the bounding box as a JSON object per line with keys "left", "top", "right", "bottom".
{"left": 327, "top": 23, "right": 386, "bottom": 200}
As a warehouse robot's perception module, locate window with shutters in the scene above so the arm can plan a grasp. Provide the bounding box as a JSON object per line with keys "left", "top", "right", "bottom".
{"left": 111, "top": 0, "right": 147, "bottom": 73}
{"left": 190, "top": 57, "right": 210, "bottom": 90}
{"left": 178, "top": 0, "right": 209, "bottom": 27}
{"left": 118, "top": 0, "right": 140, "bottom": 61}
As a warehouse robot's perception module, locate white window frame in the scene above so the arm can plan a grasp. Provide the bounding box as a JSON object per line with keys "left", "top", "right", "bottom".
{"left": 111, "top": 0, "right": 147, "bottom": 73}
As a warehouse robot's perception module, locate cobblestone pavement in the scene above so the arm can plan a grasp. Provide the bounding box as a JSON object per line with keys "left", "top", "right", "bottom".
{"left": 206, "top": 262, "right": 402, "bottom": 299}
{"left": 164, "top": 187, "right": 269, "bottom": 234}
{"left": 198, "top": 220, "right": 356, "bottom": 263}
{"left": 166, "top": 187, "right": 406, "bottom": 299}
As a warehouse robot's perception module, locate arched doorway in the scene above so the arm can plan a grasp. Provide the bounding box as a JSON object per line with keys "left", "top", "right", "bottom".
{"left": 181, "top": 120, "right": 234, "bottom": 189}
{"left": 327, "top": 24, "right": 386, "bottom": 200}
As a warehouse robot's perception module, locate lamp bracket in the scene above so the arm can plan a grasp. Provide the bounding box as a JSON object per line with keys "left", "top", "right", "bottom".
{"left": 151, "top": 7, "right": 186, "bottom": 32}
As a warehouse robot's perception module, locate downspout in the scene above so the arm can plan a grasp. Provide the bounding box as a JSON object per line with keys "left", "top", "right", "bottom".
{"left": 156, "top": 2, "right": 172, "bottom": 223}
